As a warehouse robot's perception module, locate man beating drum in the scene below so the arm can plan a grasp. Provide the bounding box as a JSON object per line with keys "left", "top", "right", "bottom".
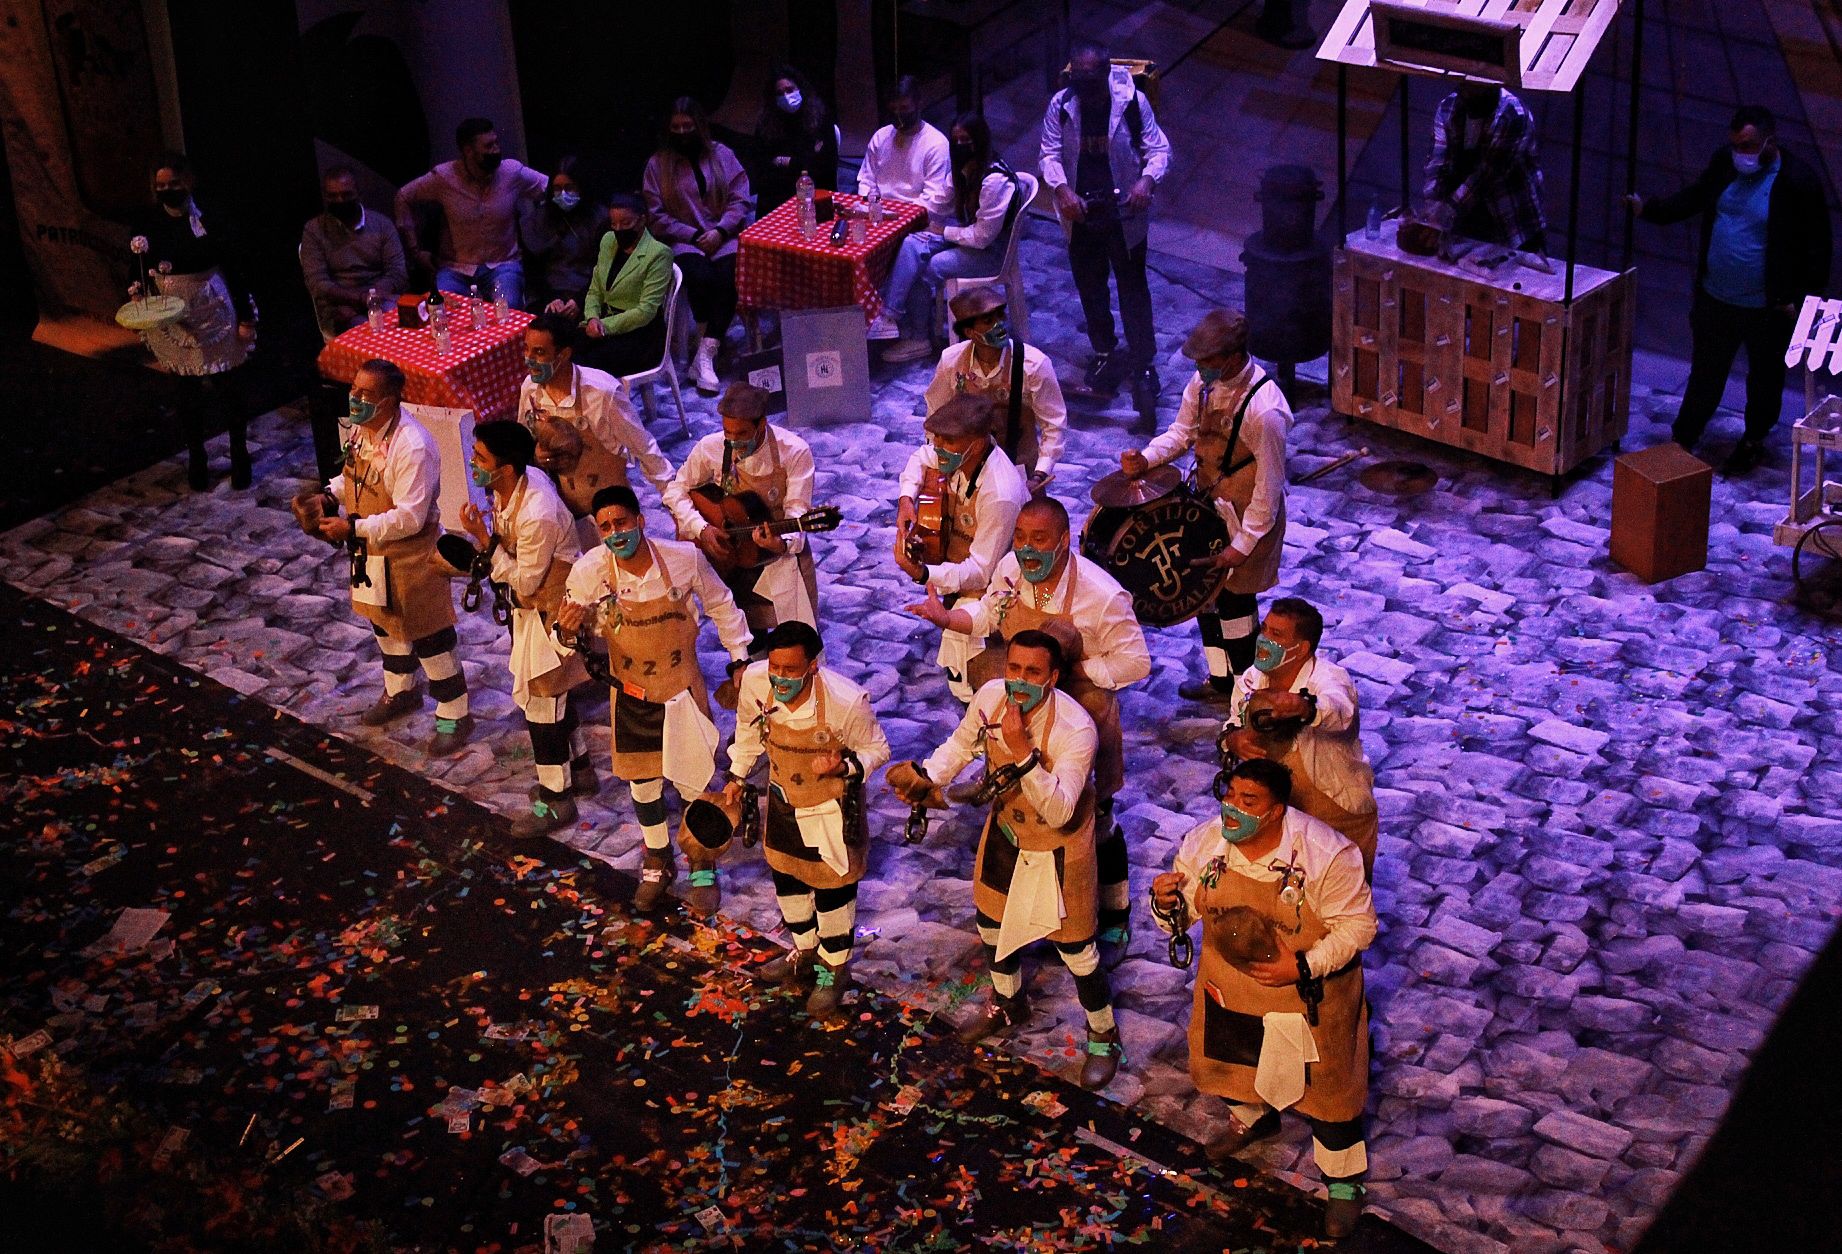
{"left": 1121, "top": 308, "right": 1290, "bottom": 703}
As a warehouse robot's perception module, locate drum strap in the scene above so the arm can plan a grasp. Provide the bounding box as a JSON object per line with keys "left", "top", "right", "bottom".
{"left": 1211, "top": 372, "right": 1271, "bottom": 484}
{"left": 1004, "top": 343, "right": 1026, "bottom": 459}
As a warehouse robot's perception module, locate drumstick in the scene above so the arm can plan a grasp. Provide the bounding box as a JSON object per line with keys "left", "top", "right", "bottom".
{"left": 1295, "top": 447, "right": 1368, "bottom": 484}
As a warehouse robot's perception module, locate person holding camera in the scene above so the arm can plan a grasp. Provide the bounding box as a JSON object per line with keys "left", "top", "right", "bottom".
{"left": 1220, "top": 598, "right": 1377, "bottom": 877}
{"left": 1039, "top": 39, "right": 1171, "bottom": 397}
{"left": 1150, "top": 757, "right": 1376, "bottom": 1239}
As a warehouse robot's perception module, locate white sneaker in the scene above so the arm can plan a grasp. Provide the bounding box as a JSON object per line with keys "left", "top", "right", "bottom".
{"left": 866, "top": 315, "right": 900, "bottom": 341}
{"left": 882, "top": 337, "right": 933, "bottom": 363}
{"left": 692, "top": 337, "right": 720, "bottom": 394}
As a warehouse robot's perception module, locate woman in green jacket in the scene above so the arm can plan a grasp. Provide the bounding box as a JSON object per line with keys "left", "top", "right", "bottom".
{"left": 549, "top": 193, "right": 674, "bottom": 377}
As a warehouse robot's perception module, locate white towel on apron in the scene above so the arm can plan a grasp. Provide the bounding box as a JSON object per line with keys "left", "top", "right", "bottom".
{"left": 937, "top": 627, "right": 983, "bottom": 705}
{"left": 994, "top": 848, "right": 1064, "bottom": 961}
{"left": 1254, "top": 1011, "right": 1320, "bottom": 1111}
{"left": 754, "top": 551, "right": 816, "bottom": 628}
{"left": 793, "top": 798, "right": 850, "bottom": 877}
{"left": 661, "top": 689, "right": 718, "bottom": 798}
{"left": 509, "top": 607, "right": 569, "bottom": 706}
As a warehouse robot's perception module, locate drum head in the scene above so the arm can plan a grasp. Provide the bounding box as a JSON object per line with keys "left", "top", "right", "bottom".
{"left": 1081, "top": 486, "right": 1229, "bottom": 627}
{"left": 434, "top": 533, "right": 480, "bottom": 575}
{"left": 1090, "top": 465, "right": 1181, "bottom": 509}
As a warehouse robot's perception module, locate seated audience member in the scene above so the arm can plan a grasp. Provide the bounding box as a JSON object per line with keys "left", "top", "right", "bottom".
{"left": 554, "top": 194, "right": 675, "bottom": 378}
{"left": 752, "top": 64, "right": 838, "bottom": 213}
{"left": 520, "top": 155, "right": 606, "bottom": 313}
{"left": 857, "top": 74, "right": 952, "bottom": 231}
{"left": 395, "top": 116, "right": 548, "bottom": 308}
{"left": 301, "top": 166, "right": 408, "bottom": 340}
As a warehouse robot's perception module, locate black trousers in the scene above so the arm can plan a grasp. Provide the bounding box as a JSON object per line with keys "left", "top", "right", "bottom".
{"left": 179, "top": 370, "right": 250, "bottom": 486}
{"left": 676, "top": 252, "right": 738, "bottom": 339}
{"left": 1673, "top": 290, "right": 1796, "bottom": 448}
{"left": 1067, "top": 217, "right": 1155, "bottom": 370}
{"left": 574, "top": 315, "right": 668, "bottom": 377}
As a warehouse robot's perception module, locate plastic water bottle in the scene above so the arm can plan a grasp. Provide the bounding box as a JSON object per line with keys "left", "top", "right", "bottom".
{"left": 429, "top": 291, "right": 451, "bottom": 353}
{"left": 795, "top": 169, "right": 817, "bottom": 240}
{"left": 867, "top": 188, "right": 883, "bottom": 226}
{"left": 494, "top": 284, "right": 511, "bottom": 324}
{"left": 365, "top": 287, "right": 384, "bottom": 332}
{"left": 468, "top": 283, "right": 486, "bottom": 330}
{"left": 848, "top": 212, "right": 866, "bottom": 246}
{"left": 1365, "top": 198, "right": 1381, "bottom": 241}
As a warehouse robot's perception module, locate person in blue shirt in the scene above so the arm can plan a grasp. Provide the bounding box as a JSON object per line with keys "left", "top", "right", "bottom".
{"left": 1631, "top": 106, "right": 1833, "bottom": 475}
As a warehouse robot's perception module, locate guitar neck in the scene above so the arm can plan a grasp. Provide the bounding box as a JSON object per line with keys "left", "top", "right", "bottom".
{"left": 723, "top": 515, "right": 805, "bottom": 538}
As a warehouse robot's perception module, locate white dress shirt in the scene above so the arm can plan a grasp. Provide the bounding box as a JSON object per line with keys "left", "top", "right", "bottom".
{"left": 1162, "top": 808, "right": 1377, "bottom": 978}
{"left": 726, "top": 664, "right": 891, "bottom": 782}
{"left": 518, "top": 363, "right": 677, "bottom": 505}
{"left": 923, "top": 342, "right": 1067, "bottom": 480}
{"left": 897, "top": 444, "right": 1030, "bottom": 596}
{"left": 942, "top": 171, "right": 1018, "bottom": 250}
{"left": 960, "top": 552, "right": 1150, "bottom": 692}
{"left": 663, "top": 425, "right": 816, "bottom": 555}
{"left": 921, "top": 681, "right": 1096, "bottom": 829}
{"left": 563, "top": 535, "right": 752, "bottom": 663}
{"left": 1226, "top": 653, "right": 1378, "bottom": 819}
{"left": 327, "top": 411, "right": 439, "bottom": 545}
{"left": 857, "top": 122, "right": 954, "bottom": 228}
{"left": 487, "top": 467, "right": 580, "bottom": 601}
{"left": 1141, "top": 360, "right": 1290, "bottom": 558}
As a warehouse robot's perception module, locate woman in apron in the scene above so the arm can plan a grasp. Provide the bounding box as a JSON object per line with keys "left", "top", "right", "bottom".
{"left": 724, "top": 621, "right": 890, "bottom": 1018}
{"left": 1151, "top": 758, "right": 1377, "bottom": 1239}
{"left": 558, "top": 486, "right": 751, "bottom": 915}
{"left": 135, "top": 154, "right": 256, "bottom": 490}
{"left": 892, "top": 629, "right": 1123, "bottom": 1089}
{"left": 1121, "top": 308, "right": 1291, "bottom": 701}
{"left": 458, "top": 421, "right": 593, "bottom": 838}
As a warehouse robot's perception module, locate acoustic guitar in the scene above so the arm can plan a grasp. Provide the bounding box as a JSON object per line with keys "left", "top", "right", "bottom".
{"left": 688, "top": 484, "right": 842, "bottom": 576}
{"left": 902, "top": 463, "right": 950, "bottom": 566}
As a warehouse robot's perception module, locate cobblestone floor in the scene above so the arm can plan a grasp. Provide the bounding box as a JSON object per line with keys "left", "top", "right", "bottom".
{"left": 8, "top": 225, "right": 1841, "bottom": 1254}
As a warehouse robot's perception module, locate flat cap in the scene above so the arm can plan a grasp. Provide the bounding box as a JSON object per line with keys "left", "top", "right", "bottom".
{"left": 923, "top": 393, "right": 995, "bottom": 440}
{"left": 1181, "top": 308, "right": 1249, "bottom": 361}
{"left": 948, "top": 284, "right": 1007, "bottom": 325}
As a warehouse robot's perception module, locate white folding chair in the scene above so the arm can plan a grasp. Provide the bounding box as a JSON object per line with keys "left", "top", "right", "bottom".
{"left": 621, "top": 262, "right": 691, "bottom": 436}
{"left": 942, "top": 169, "right": 1038, "bottom": 344}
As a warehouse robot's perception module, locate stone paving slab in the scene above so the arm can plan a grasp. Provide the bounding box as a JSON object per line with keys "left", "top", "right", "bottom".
{"left": 7, "top": 224, "right": 1842, "bottom": 1254}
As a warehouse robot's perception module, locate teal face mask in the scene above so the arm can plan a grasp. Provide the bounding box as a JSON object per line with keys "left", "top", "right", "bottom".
{"left": 1198, "top": 365, "right": 1224, "bottom": 385}
{"left": 1015, "top": 541, "right": 1062, "bottom": 584}
{"left": 934, "top": 444, "right": 966, "bottom": 478}
{"left": 1253, "top": 635, "right": 1300, "bottom": 673}
{"left": 724, "top": 431, "right": 763, "bottom": 458}
{"left": 470, "top": 463, "right": 494, "bottom": 490}
{"left": 1004, "top": 678, "right": 1047, "bottom": 713}
{"left": 526, "top": 357, "right": 556, "bottom": 384}
{"left": 346, "top": 394, "right": 377, "bottom": 427}
{"left": 768, "top": 671, "right": 808, "bottom": 703}
{"left": 1220, "top": 801, "right": 1264, "bottom": 843}
{"left": 977, "top": 321, "right": 1009, "bottom": 350}
{"left": 602, "top": 527, "right": 643, "bottom": 559}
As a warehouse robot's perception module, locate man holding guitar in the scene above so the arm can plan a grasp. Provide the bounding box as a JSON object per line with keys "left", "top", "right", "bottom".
{"left": 664, "top": 382, "right": 830, "bottom": 641}
{"left": 895, "top": 394, "right": 1029, "bottom": 703}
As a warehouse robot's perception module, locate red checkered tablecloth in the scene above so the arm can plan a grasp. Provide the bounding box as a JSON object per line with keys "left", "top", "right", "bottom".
{"left": 735, "top": 193, "right": 926, "bottom": 322}
{"left": 316, "top": 294, "right": 532, "bottom": 422}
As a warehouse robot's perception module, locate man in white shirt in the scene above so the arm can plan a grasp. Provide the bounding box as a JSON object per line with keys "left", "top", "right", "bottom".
{"left": 557, "top": 486, "right": 752, "bottom": 915}
{"left": 454, "top": 421, "right": 593, "bottom": 839}
{"left": 905, "top": 495, "right": 1149, "bottom": 957}
{"left": 723, "top": 621, "right": 891, "bottom": 1018}
{"left": 291, "top": 358, "right": 471, "bottom": 756}
{"left": 1151, "top": 758, "right": 1376, "bottom": 1239}
{"left": 857, "top": 75, "right": 953, "bottom": 230}
{"left": 1123, "top": 308, "right": 1289, "bottom": 703}
{"left": 663, "top": 382, "right": 819, "bottom": 637}
{"left": 518, "top": 311, "right": 678, "bottom": 530}
{"left": 1222, "top": 598, "right": 1379, "bottom": 876}
{"left": 894, "top": 395, "right": 1030, "bottom": 702}
{"left": 890, "top": 629, "right": 1122, "bottom": 1089}
{"left": 925, "top": 285, "right": 1065, "bottom": 491}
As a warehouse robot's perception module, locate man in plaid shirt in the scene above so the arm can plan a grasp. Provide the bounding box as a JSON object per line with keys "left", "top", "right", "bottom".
{"left": 1422, "top": 83, "right": 1547, "bottom": 252}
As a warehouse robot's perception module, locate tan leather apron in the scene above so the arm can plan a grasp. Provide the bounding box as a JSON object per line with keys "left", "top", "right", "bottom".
{"left": 1187, "top": 844, "right": 1368, "bottom": 1122}
{"left": 955, "top": 346, "right": 1038, "bottom": 479}
{"left": 971, "top": 700, "right": 1099, "bottom": 944}
{"left": 1195, "top": 377, "right": 1285, "bottom": 596}
{"left": 523, "top": 373, "right": 632, "bottom": 518}
{"left": 1277, "top": 750, "right": 1379, "bottom": 877}
{"left": 600, "top": 544, "right": 710, "bottom": 780}
{"left": 965, "top": 559, "right": 1123, "bottom": 798}
{"left": 760, "top": 678, "right": 867, "bottom": 890}
{"left": 341, "top": 419, "right": 455, "bottom": 641}
{"left": 724, "top": 429, "right": 820, "bottom": 622}
{"left": 496, "top": 476, "right": 588, "bottom": 700}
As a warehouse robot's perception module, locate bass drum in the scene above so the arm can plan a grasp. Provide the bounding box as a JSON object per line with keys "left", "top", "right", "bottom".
{"left": 1081, "top": 484, "right": 1230, "bottom": 627}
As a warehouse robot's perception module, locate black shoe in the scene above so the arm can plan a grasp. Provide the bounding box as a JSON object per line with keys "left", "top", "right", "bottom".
{"left": 1083, "top": 352, "right": 1114, "bottom": 390}
{"left": 529, "top": 763, "right": 600, "bottom": 803}
{"left": 426, "top": 714, "right": 475, "bottom": 757}
{"left": 1323, "top": 1182, "right": 1365, "bottom": 1239}
{"left": 956, "top": 992, "right": 1030, "bottom": 1044}
{"left": 1131, "top": 366, "right": 1160, "bottom": 400}
{"left": 1204, "top": 1109, "right": 1281, "bottom": 1162}
{"left": 1721, "top": 438, "right": 1764, "bottom": 476}
{"left": 359, "top": 690, "right": 422, "bottom": 726}
{"left": 510, "top": 790, "right": 577, "bottom": 839}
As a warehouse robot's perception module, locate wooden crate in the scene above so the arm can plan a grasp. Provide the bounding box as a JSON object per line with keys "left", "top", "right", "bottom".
{"left": 1331, "top": 223, "right": 1634, "bottom": 477}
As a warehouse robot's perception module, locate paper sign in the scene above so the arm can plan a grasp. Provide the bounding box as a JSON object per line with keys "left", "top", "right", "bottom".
{"left": 746, "top": 364, "right": 783, "bottom": 393}
{"left": 806, "top": 350, "right": 843, "bottom": 390}
{"left": 102, "top": 907, "right": 170, "bottom": 953}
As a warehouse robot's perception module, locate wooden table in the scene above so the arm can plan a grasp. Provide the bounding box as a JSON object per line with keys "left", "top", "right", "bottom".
{"left": 1332, "top": 221, "right": 1634, "bottom": 483}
